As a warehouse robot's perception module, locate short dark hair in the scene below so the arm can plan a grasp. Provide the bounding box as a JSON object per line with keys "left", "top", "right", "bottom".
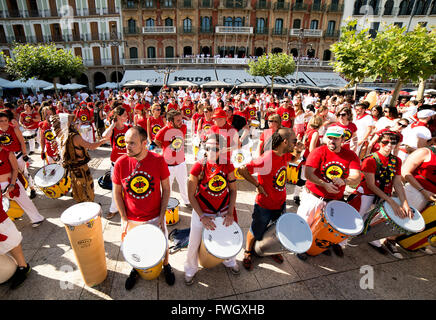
{"left": 130, "top": 125, "right": 148, "bottom": 142}
{"left": 167, "top": 109, "right": 181, "bottom": 123}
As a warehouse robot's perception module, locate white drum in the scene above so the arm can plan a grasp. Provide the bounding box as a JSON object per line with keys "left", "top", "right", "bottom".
{"left": 0, "top": 254, "right": 17, "bottom": 284}
{"left": 255, "top": 213, "right": 313, "bottom": 256}
{"left": 231, "top": 149, "right": 252, "bottom": 168}
{"left": 250, "top": 120, "right": 260, "bottom": 128}
{"left": 34, "top": 164, "right": 71, "bottom": 199}
{"left": 121, "top": 224, "right": 167, "bottom": 280}
{"left": 79, "top": 124, "right": 93, "bottom": 143}
{"left": 22, "top": 129, "right": 37, "bottom": 141}
{"left": 404, "top": 183, "right": 430, "bottom": 212}
{"left": 198, "top": 217, "right": 243, "bottom": 269}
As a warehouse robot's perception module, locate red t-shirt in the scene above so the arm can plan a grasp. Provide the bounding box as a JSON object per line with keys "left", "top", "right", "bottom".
{"left": 19, "top": 112, "right": 39, "bottom": 129}
{"left": 167, "top": 103, "right": 179, "bottom": 112}
{"left": 234, "top": 109, "right": 250, "bottom": 122}
{"left": 0, "top": 124, "right": 21, "bottom": 152}
{"left": 134, "top": 115, "right": 147, "bottom": 131}
{"left": 154, "top": 123, "right": 187, "bottom": 166}
{"left": 359, "top": 152, "right": 401, "bottom": 195}
{"left": 333, "top": 122, "right": 357, "bottom": 149}
{"left": 305, "top": 145, "right": 361, "bottom": 200}
{"left": 303, "top": 128, "right": 320, "bottom": 160}
{"left": 76, "top": 108, "right": 94, "bottom": 124}
{"left": 277, "top": 106, "right": 296, "bottom": 128}
{"left": 148, "top": 116, "right": 165, "bottom": 141}
{"left": 181, "top": 103, "right": 194, "bottom": 119}
{"left": 413, "top": 148, "right": 436, "bottom": 193}
{"left": 112, "top": 152, "right": 170, "bottom": 221}
{"left": 39, "top": 120, "right": 57, "bottom": 157}
{"left": 192, "top": 113, "right": 204, "bottom": 134}
{"left": 248, "top": 106, "right": 257, "bottom": 120}
{"left": 0, "top": 147, "right": 12, "bottom": 175}
{"left": 266, "top": 102, "right": 278, "bottom": 119}
{"left": 190, "top": 161, "right": 235, "bottom": 215}
{"left": 110, "top": 124, "right": 131, "bottom": 162}
{"left": 245, "top": 150, "right": 291, "bottom": 210}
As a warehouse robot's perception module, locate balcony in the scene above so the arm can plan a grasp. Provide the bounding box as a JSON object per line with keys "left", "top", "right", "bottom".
{"left": 123, "top": 27, "right": 141, "bottom": 35}
{"left": 199, "top": 0, "right": 214, "bottom": 8}
{"left": 273, "top": 1, "right": 290, "bottom": 10}
{"left": 83, "top": 59, "right": 113, "bottom": 67}
{"left": 142, "top": 0, "right": 157, "bottom": 8}
{"left": 215, "top": 26, "right": 253, "bottom": 34}
{"left": 271, "top": 28, "right": 287, "bottom": 36}
{"left": 323, "top": 30, "right": 340, "bottom": 39}
{"left": 179, "top": 27, "right": 195, "bottom": 34}
{"left": 160, "top": 0, "right": 177, "bottom": 8}
{"left": 290, "top": 28, "right": 323, "bottom": 37}
{"left": 292, "top": 2, "right": 308, "bottom": 11}
{"left": 326, "top": 3, "right": 344, "bottom": 13}
{"left": 256, "top": 1, "right": 271, "bottom": 9}
{"left": 179, "top": 0, "right": 193, "bottom": 8}
{"left": 142, "top": 26, "right": 177, "bottom": 34}
{"left": 311, "top": 2, "right": 325, "bottom": 12}
{"left": 223, "top": 0, "right": 248, "bottom": 9}
{"left": 255, "top": 27, "right": 269, "bottom": 35}
{"left": 199, "top": 26, "right": 214, "bottom": 34}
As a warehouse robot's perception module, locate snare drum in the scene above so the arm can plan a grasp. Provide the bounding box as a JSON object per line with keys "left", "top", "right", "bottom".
{"left": 404, "top": 183, "right": 430, "bottom": 212}
{"left": 22, "top": 129, "right": 37, "bottom": 142}
{"left": 0, "top": 254, "right": 17, "bottom": 284}
{"left": 2, "top": 197, "right": 24, "bottom": 221}
{"left": 254, "top": 213, "right": 312, "bottom": 256}
{"left": 250, "top": 120, "right": 260, "bottom": 128}
{"left": 121, "top": 224, "right": 167, "bottom": 280}
{"left": 396, "top": 204, "right": 436, "bottom": 251}
{"left": 287, "top": 162, "right": 301, "bottom": 184}
{"left": 198, "top": 217, "right": 243, "bottom": 268}
{"left": 34, "top": 164, "right": 71, "bottom": 199}
{"left": 61, "top": 202, "right": 107, "bottom": 287}
{"left": 349, "top": 198, "right": 425, "bottom": 245}
{"left": 307, "top": 201, "right": 364, "bottom": 256}
{"left": 231, "top": 149, "right": 252, "bottom": 180}
{"left": 166, "top": 197, "right": 180, "bottom": 225}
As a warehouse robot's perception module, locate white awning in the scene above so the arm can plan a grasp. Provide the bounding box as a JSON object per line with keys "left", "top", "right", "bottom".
{"left": 302, "top": 72, "right": 348, "bottom": 87}
{"left": 120, "top": 70, "right": 163, "bottom": 86}
{"left": 215, "top": 69, "right": 269, "bottom": 85}
{"left": 121, "top": 69, "right": 217, "bottom": 86}
{"left": 264, "top": 72, "right": 314, "bottom": 87}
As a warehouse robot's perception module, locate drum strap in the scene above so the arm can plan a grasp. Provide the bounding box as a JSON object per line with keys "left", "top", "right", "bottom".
{"left": 197, "top": 192, "right": 230, "bottom": 215}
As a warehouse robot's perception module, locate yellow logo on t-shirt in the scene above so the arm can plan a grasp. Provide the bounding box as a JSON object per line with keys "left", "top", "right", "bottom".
{"left": 208, "top": 175, "right": 227, "bottom": 193}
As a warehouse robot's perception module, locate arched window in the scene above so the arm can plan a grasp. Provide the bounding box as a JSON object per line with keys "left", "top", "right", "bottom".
{"left": 274, "top": 18, "right": 283, "bottom": 34}
{"left": 234, "top": 17, "right": 243, "bottom": 26}
{"left": 293, "top": 19, "right": 301, "bottom": 29}
{"left": 384, "top": 0, "right": 394, "bottom": 15}
{"left": 323, "top": 49, "right": 331, "bottom": 61}
{"left": 256, "top": 18, "right": 266, "bottom": 33}
{"left": 183, "top": 46, "right": 192, "bottom": 56}
{"left": 310, "top": 19, "right": 319, "bottom": 29}
{"left": 183, "top": 18, "right": 192, "bottom": 32}
{"left": 146, "top": 18, "right": 155, "bottom": 26}
{"left": 272, "top": 47, "right": 283, "bottom": 54}
{"left": 129, "top": 47, "right": 138, "bottom": 59}
{"left": 201, "top": 16, "right": 211, "bottom": 31}
{"left": 414, "top": 0, "right": 426, "bottom": 14}
{"left": 224, "top": 17, "right": 233, "bottom": 26}
{"left": 255, "top": 47, "right": 264, "bottom": 56}
{"left": 128, "top": 19, "right": 136, "bottom": 33}
{"left": 327, "top": 20, "right": 336, "bottom": 33}
{"left": 165, "top": 18, "right": 173, "bottom": 26}
{"left": 165, "top": 46, "right": 174, "bottom": 58}
{"left": 147, "top": 46, "right": 156, "bottom": 58}
{"left": 290, "top": 48, "right": 298, "bottom": 57}
{"left": 353, "top": 0, "right": 363, "bottom": 15}
{"left": 399, "top": 0, "right": 410, "bottom": 15}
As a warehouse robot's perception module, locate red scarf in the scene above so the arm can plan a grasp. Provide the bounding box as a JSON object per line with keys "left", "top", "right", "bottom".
{"left": 411, "top": 121, "right": 427, "bottom": 129}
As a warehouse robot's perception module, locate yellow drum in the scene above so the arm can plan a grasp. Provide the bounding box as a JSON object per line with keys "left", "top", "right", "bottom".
{"left": 122, "top": 224, "right": 167, "bottom": 280}
{"left": 61, "top": 202, "right": 107, "bottom": 287}
{"left": 34, "top": 164, "right": 71, "bottom": 199}
{"left": 250, "top": 120, "right": 260, "bottom": 128}
{"left": 287, "top": 162, "right": 301, "bottom": 184}
{"left": 166, "top": 197, "right": 180, "bottom": 225}
{"left": 231, "top": 149, "right": 252, "bottom": 180}
{"left": 2, "top": 197, "right": 24, "bottom": 221}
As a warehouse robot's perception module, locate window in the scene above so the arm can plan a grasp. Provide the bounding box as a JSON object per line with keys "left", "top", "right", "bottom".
{"left": 165, "top": 18, "right": 173, "bottom": 26}
{"left": 384, "top": 0, "right": 394, "bottom": 15}
{"left": 275, "top": 18, "right": 283, "bottom": 34}
{"left": 256, "top": 18, "right": 266, "bottom": 33}
{"left": 128, "top": 19, "right": 136, "bottom": 33}
{"left": 146, "top": 18, "right": 155, "bottom": 26}
{"left": 310, "top": 20, "right": 319, "bottom": 29}
{"left": 327, "top": 20, "right": 335, "bottom": 33}
{"left": 144, "top": 0, "right": 154, "bottom": 8}
{"left": 393, "top": 22, "right": 403, "bottom": 28}
{"left": 353, "top": 0, "right": 363, "bottom": 15}
{"left": 201, "top": 16, "right": 211, "bottom": 31}
{"left": 399, "top": 0, "right": 410, "bottom": 15}
{"left": 129, "top": 47, "right": 138, "bottom": 59}
{"left": 165, "top": 46, "right": 174, "bottom": 58}
{"left": 369, "top": 22, "right": 379, "bottom": 38}
{"left": 414, "top": 0, "right": 426, "bottom": 15}
{"left": 331, "top": 0, "right": 339, "bottom": 10}
{"left": 147, "top": 46, "right": 156, "bottom": 58}
{"left": 224, "top": 17, "right": 233, "bottom": 26}
{"left": 293, "top": 19, "right": 301, "bottom": 29}
{"left": 234, "top": 17, "right": 243, "bottom": 27}
{"left": 127, "top": 0, "right": 135, "bottom": 8}
{"left": 183, "top": 18, "right": 192, "bottom": 32}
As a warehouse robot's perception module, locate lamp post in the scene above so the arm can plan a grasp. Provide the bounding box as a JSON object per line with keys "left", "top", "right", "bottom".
{"left": 294, "top": 28, "right": 304, "bottom": 87}
{"left": 107, "top": 30, "right": 126, "bottom": 91}
{"left": 154, "top": 66, "right": 177, "bottom": 90}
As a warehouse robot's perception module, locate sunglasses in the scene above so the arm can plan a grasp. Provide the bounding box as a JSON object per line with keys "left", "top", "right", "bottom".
{"left": 268, "top": 120, "right": 277, "bottom": 123}
{"left": 153, "top": 109, "right": 161, "bottom": 111}
{"left": 206, "top": 146, "right": 220, "bottom": 152}
{"left": 399, "top": 123, "right": 408, "bottom": 128}
{"left": 380, "top": 140, "right": 399, "bottom": 146}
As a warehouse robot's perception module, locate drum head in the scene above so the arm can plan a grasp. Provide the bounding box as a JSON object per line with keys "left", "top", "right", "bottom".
{"left": 35, "top": 164, "right": 65, "bottom": 188}
{"left": 384, "top": 198, "right": 425, "bottom": 233}
{"left": 231, "top": 149, "right": 252, "bottom": 168}
{"left": 276, "top": 213, "right": 313, "bottom": 253}
{"left": 61, "top": 202, "right": 101, "bottom": 226}
{"left": 2, "top": 197, "right": 9, "bottom": 212}
{"left": 202, "top": 217, "right": 243, "bottom": 260}
{"left": 122, "top": 224, "right": 167, "bottom": 269}
{"left": 167, "top": 197, "right": 180, "bottom": 209}
{"left": 324, "top": 201, "right": 364, "bottom": 236}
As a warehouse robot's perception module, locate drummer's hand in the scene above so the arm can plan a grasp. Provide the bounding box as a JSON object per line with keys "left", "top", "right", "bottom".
{"left": 256, "top": 185, "right": 268, "bottom": 197}
{"left": 389, "top": 200, "right": 407, "bottom": 219}
{"left": 223, "top": 213, "right": 234, "bottom": 227}
{"left": 201, "top": 216, "right": 216, "bottom": 230}
{"left": 5, "top": 184, "right": 15, "bottom": 196}
{"left": 323, "top": 182, "right": 340, "bottom": 193}
{"left": 422, "top": 189, "right": 436, "bottom": 203}
{"left": 402, "top": 204, "right": 415, "bottom": 219}
{"left": 331, "top": 177, "right": 345, "bottom": 187}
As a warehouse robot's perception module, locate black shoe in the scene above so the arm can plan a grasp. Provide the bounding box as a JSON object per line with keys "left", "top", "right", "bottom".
{"left": 30, "top": 189, "right": 37, "bottom": 199}
{"left": 125, "top": 268, "right": 139, "bottom": 290}
{"left": 322, "top": 248, "right": 332, "bottom": 256}
{"left": 332, "top": 244, "right": 344, "bottom": 257}
{"left": 29, "top": 151, "right": 34, "bottom": 155}
{"left": 163, "top": 264, "right": 175, "bottom": 286}
{"left": 10, "top": 264, "right": 31, "bottom": 290}
{"left": 293, "top": 196, "right": 301, "bottom": 206}
{"left": 368, "top": 242, "right": 388, "bottom": 255}
{"left": 296, "top": 253, "right": 308, "bottom": 261}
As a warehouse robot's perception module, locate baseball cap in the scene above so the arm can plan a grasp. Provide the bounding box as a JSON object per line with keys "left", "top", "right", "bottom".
{"left": 325, "top": 126, "right": 345, "bottom": 138}
{"left": 417, "top": 109, "right": 436, "bottom": 119}
{"left": 212, "top": 108, "right": 227, "bottom": 119}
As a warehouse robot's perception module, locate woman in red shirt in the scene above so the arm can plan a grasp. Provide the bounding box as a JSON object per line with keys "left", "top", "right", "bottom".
{"left": 191, "top": 103, "right": 205, "bottom": 135}
{"left": 196, "top": 105, "right": 214, "bottom": 140}
{"left": 19, "top": 103, "right": 40, "bottom": 154}
{"left": 133, "top": 103, "right": 148, "bottom": 130}
{"left": 334, "top": 106, "right": 357, "bottom": 152}
{"left": 146, "top": 103, "right": 166, "bottom": 147}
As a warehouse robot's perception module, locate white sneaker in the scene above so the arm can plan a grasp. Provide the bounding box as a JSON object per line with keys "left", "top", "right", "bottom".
{"left": 420, "top": 247, "right": 434, "bottom": 255}
{"left": 384, "top": 240, "right": 403, "bottom": 259}
{"left": 184, "top": 273, "right": 195, "bottom": 286}
{"left": 228, "top": 264, "right": 240, "bottom": 275}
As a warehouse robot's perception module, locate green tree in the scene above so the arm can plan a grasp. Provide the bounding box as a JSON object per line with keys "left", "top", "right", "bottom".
{"left": 330, "top": 20, "right": 372, "bottom": 100}
{"left": 1, "top": 43, "right": 85, "bottom": 93}
{"left": 247, "top": 52, "right": 296, "bottom": 93}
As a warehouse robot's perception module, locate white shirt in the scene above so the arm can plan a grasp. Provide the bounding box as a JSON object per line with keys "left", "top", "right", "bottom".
{"left": 355, "top": 113, "right": 374, "bottom": 142}
{"left": 375, "top": 117, "right": 396, "bottom": 131}
{"left": 402, "top": 124, "right": 431, "bottom": 148}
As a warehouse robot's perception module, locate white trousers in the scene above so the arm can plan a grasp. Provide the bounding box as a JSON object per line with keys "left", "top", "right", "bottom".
{"left": 1, "top": 180, "right": 44, "bottom": 224}
{"left": 184, "top": 209, "right": 237, "bottom": 278}
{"left": 168, "top": 162, "right": 189, "bottom": 206}
{"left": 109, "top": 163, "right": 117, "bottom": 214}
{"left": 16, "top": 156, "right": 35, "bottom": 189}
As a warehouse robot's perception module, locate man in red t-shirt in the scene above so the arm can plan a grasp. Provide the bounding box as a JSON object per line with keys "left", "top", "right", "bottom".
{"left": 277, "top": 98, "right": 295, "bottom": 128}
{"left": 237, "top": 128, "right": 296, "bottom": 270}
{"left": 154, "top": 110, "right": 189, "bottom": 206}
{"left": 113, "top": 126, "right": 175, "bottom": 289}
{"left": 297, "top": 126, "right": 361, "bottom": 259}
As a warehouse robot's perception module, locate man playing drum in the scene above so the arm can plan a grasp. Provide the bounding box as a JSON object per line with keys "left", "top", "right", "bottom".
{"left": 348, "top": 130, "right": 414, "bottom": 259}
{"left": 113, "top": 126, "right": 175, "bottom": 290}
{"left": 74, "top": 102, "right": 95, "bottom": 143}
{"left": 184, "top": 133, "right": 239, "bottom": 285}
{"left": 296, "top": 126, "right": 361, "bottom": 259}
{"left": 18, "top": 102, "right": 40, "bottom": 155}
{"left": 237, "top": 128, "right": 296, "bottom": 270}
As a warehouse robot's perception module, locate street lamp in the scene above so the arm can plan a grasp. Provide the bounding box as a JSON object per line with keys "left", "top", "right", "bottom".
{"left": 154, "top": 66, "right": 177, "bottom": 89}
{"left": 291, "top": 28, "right": 304, "bottom": 87}
{"left": 107, "top": 30, "right": 126, "bottom": 91}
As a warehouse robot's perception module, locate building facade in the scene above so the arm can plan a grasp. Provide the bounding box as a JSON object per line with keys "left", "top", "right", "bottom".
{"left": 0, "top": 0, "right": 124, "bottom": 89}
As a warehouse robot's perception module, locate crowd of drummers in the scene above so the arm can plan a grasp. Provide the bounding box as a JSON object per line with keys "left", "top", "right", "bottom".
{"left": 0, "top": 85, "right": 435, "bottom": 291}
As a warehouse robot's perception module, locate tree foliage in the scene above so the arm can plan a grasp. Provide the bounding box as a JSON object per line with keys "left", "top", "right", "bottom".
{"left": 248, "top": 53, "right": 296, "bottom": 93}
{"left": 1, "top": 43, "right": 85, "bottom": 87}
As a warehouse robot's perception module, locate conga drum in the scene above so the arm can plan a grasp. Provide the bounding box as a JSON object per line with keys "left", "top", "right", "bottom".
{"left": 34, "top": 164, "right": 71, "bottom": 199}
{"left": 166, "top": 197, "right": 180, "bottom": 225}
{"left": 231, "top": 149, "right": 252, "bottom": 181}
{"left": 2, "top": 197, "right": 24, "bottom": 221}
{"left": 404, "top": 183, "right": 431, "bottom": 212}
{"left": 287, "top": 162, "right": 301, "bottom": 184}
{"left": 254, "top": 213, "right": 312, "bottom": 256}
{"left": 121, "top": 224, "right": 167, "bottom": 280}
{"left": 0, "top": 254, "right": 17, "bottom": 284}
{"left": 61, "top": 202, "right": 107, "bottom": 287}
{"left": 396, "top": 204, "right": 436, "bottom": 251}
{"left": 307, "top": 201, "right": 364, "bottom": 256}
{"left": 349, "top": 198, "right": 425, "bottom": 245}
{"left": 250, "top": 120, "right": 260, "bottom": 128}
{"left": 198, "top": 217, "right": 243, "bottom": 268}
{"left": 22, "top": 129, "right": 37, "bottom": 142}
